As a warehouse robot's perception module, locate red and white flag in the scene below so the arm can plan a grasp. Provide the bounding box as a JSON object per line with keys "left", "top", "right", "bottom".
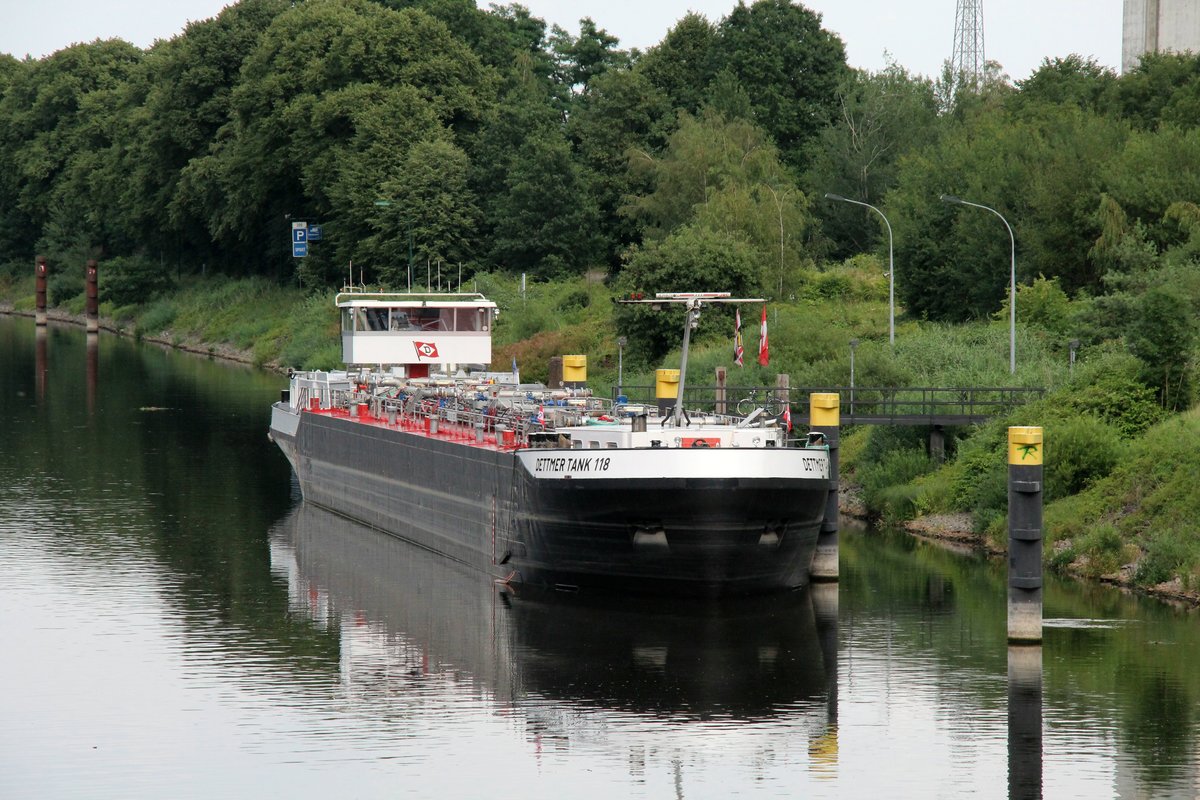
{"left": 757, "top": 306, "right": 769, "bottom": 366}
{"left": 734, "top": 308, "right": 744, "bottom": 367}
{"left": 536, "top": 406, "right": 546, "bottom": 426}
{"left": 783, "top": 404, "right": 792, "bottom": 432}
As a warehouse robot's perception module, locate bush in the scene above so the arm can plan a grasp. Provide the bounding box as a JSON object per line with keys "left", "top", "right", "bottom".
{"left": 1135, "top": 530, "right": 1196, "bottom": 587}
{"left": 1067, "top": 351, "right": 1166, "bottom": 436}
{"left": 1073, "top": 523, "right": 1129, "bottom": 577}
{"left": 858, "top": 447, "right": 934, "bottom": 519}
{"left": 101, "top": 255, "right": 175, "bottom": 307}
{"left": 47, "top": 270, "right": 83, "bottom": 306}
{"left": 1044, "top": 416, "right": 1124, "bottom": 501}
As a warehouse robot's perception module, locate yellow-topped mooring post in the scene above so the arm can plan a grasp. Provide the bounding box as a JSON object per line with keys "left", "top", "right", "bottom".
{"left": 656, "top": 369, "right": 680, "bottom": 416}
{"left": 1008, "top": 426, "right": 1044, "bottom": 644}
{"left": 809, "top": 392, "right": 840, "bottom": 581}
{"left": 563, "top": 354, "right": 587, "bottom": 389}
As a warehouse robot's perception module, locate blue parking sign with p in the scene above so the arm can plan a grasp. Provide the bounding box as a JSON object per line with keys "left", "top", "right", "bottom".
{"left": 292, "top": 221, "right": 307, "bottom": 257}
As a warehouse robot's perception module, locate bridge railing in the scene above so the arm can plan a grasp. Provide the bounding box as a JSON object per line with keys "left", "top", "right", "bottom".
{"left": 612, "top": 385, "right": 1045, "bottom": 425}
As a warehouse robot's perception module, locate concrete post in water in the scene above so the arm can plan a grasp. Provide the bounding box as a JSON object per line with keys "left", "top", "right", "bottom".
{"left": 85, "top": 259, "right": 99, "bottom": 333}
{"left": 1008, "top": 426, "right": 1044, "bottom": 644}
{"left": 35, "top": 255, "right": 48, "bottom": 326}
{"left": 809, "top": 392, "right": 840, "bottom": 581}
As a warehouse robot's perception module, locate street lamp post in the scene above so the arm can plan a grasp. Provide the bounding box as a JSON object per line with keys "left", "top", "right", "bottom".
{"left": 825, "top": 193, "right": 895, "bottom": 346}
{"left": 849, "top": 338, "right": 859, "bottom": 411}
{"left": 940, "top": 194, "right": 1017, "bottom": 375}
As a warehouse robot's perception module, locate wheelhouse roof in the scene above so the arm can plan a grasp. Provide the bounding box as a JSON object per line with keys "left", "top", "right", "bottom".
{"left": 334, "top": 291, "right": 497, "bottom": 310}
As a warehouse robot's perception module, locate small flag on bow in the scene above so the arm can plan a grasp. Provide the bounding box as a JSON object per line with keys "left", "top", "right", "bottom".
{"left": 758, "top": 306, "right": 769, "bottom": 367}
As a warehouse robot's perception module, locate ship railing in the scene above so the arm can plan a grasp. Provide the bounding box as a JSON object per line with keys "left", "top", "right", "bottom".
{"left": 326, "top": 386, "right": 589, "bottom": 449}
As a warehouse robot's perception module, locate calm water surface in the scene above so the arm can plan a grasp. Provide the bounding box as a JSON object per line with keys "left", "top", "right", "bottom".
{"left": 2, "top": 317, "right": 1199, "bottom": 799}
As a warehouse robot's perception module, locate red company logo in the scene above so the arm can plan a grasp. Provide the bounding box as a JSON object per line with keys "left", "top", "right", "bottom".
{"left": 414, "top": 341, "right": 439, "bottom": 360}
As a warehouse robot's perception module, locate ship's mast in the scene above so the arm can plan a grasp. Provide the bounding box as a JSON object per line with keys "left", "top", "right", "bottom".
{"left": 618, "top": 292, "right": 764, "bottom": 426}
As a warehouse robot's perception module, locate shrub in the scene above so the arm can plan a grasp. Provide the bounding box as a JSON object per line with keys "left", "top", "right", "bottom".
{"left": 1044, "top": 416, "right": 1124, "bottom": 501}
{"left": 1066, "top": 351, "right": 1166, "bottom": 436}
{"left": 858, "top": 447, "right": 934, "bottom": 519}
{"left": 101, "top": 255, "right": 175, "bottom": 307}
{"left": 47, "top": 270, "right": 83, "bottom": 306}
{"left": 1073, "top": 523, "right": 1128, "bottom": 577}
{"left": 1135, "top": 530, "right": 1196, "bottom": 587}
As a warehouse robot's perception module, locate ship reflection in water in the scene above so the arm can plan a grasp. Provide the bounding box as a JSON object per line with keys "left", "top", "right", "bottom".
{"left": 269, "top": 501, "right": 839, "bottom": 782}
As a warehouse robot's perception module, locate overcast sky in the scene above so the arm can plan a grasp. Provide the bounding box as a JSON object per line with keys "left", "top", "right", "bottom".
{"left": 1, "top": 0, "right": 1124, "bottom": 82}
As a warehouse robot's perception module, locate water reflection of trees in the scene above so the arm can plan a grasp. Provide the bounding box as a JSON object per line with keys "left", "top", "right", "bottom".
{"left": 841, "top": 525, "right": 1200, "bottom": 793}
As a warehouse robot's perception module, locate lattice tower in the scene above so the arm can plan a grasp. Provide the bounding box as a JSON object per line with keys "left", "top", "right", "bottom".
{"left": 951, "top": 0, "right": 986, "bottom": 88}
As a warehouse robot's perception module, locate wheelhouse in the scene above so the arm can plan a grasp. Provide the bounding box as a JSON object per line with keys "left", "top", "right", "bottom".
{"left": 337, "top": 292, "right": 498, "bottom": 376}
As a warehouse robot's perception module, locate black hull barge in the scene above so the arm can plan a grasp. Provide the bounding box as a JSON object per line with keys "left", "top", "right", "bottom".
{"left": 269, "top": 291, "right": 831, "bottom": 597}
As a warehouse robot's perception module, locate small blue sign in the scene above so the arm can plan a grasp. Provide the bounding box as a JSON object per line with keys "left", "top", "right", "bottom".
{"left": 292, "top": 241, "right": 308, "bottom": 258}
{"left": 307, "top": 224, "right": 323, "bottom": 242}
{"left": 292, "top": 228, "right": 307, "bottom": 244}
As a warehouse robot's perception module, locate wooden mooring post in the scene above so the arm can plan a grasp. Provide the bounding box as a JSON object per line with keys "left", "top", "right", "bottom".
{"left": 35, "top": 255, "right": 48, "bottom": 326}
{"left": 809, "top": 392, "right": 840, "bottom": 582}
{"left": 85, "top": 259, "right": 99, "bottom": 333}
{"left": 1007, "top": 426, "right": 1044, "bottom": 644}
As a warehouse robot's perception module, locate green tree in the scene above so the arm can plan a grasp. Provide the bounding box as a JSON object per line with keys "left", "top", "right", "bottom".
{"left": 1127, "top": 284, "right": 1197, "bottom": 410}
{"left": 1011, "top": 55, "right": 1117, "bottom": 115}
{"left": 488, "top": 127, "right": 602, "bottom": 276}
{"left": 614, "top": 225, "right": 760, "bottom": 363}
{"left": 625, "top": 109, "right": 811, "bottom": 293}
{"left": 1110, "top": 51, "right": 1200, "bottom": 130}
{"left": 710, "top": 0, "right": 848, "bottom": 166}
{"left": 111, "top": 0, "right": 289, "bottom": 270}
{"left": 549, "top": 17, "right": 629, "bottom": 94}
{"left": 174, "top": 0, "right": 496, "bottom": 282}
{"left": 636, "top": 12, "right": 718, "bottom": 115}
{"left": 373, "top": 138, "right": 478, "bottom": 288}
{"left": 567, "top": 68, "right": 670, "bottom": 269}
{"left": 807, "top": 63, "right": 940, "bottom": 258}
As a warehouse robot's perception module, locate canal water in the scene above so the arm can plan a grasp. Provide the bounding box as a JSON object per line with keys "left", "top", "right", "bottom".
{"left": 2, "top": 316, "right": 1199, "bottom": 799}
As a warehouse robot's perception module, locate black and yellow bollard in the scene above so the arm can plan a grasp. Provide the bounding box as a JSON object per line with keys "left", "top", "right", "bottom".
{"left": 562, "top": 355, "right": 587, "bottom": 390}
{"left": 1008, "top": 426, "right": 1044, "bottom": 644}
{"left": 809, "top": 392, "right": 840, "bottom": 582}
{"left": 656, "top": 369, "right": 679, "bottom": 417}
